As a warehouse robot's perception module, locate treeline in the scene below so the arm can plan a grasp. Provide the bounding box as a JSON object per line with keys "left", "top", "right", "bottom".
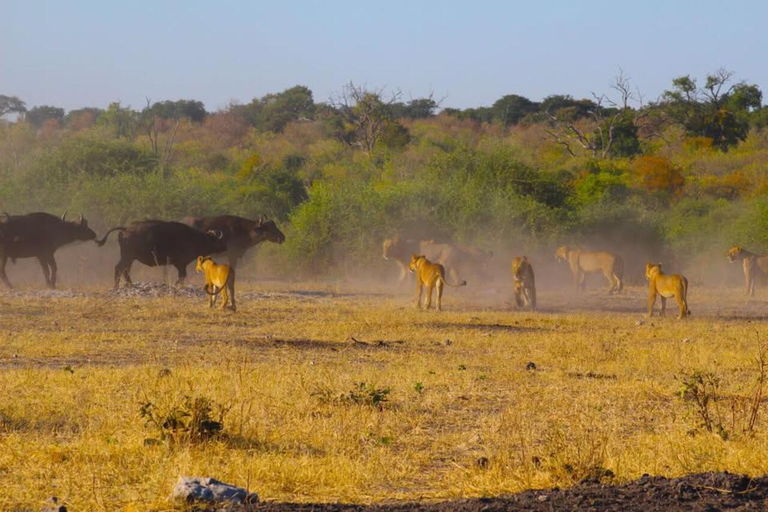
{"left": 1, "top": 70, "right": 768, "bottom": 279}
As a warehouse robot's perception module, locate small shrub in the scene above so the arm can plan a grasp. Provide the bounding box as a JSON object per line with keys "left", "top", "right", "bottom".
{"left": 344, "top": 382, "right": 390, "bottom": 408}
{"left": 677, "top": 370, "right": 728, "bottom": 439}
{"left": 140, "top": 395, "right": 229, "bottom": 445}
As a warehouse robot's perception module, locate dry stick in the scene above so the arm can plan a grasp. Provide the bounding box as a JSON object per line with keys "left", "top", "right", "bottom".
{"left": 746, "top": 331, "right": 767, "bottom": 432}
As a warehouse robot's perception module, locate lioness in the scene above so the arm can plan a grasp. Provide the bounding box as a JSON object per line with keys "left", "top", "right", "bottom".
{"left": 195, "top": 256, "right": 236, "bottom": 312}
{"left": 511, "top": 256, "right": 536, "bottom": 310}
{"left": 645, "top": 262, "right": 690, "bottom": 319}
{"left": 408, "top": 254, "right": 466, "bottom": 311}
{"left": 727, "top": 245, "right": 768, "bottom": 297}
{"left": 555, "top": 245, "right": 624, "bottom": 294}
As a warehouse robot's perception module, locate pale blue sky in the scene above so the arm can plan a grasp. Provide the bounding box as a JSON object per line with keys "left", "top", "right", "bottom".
{"left": 2, "top": 0, "right": 767, "bottom": 112}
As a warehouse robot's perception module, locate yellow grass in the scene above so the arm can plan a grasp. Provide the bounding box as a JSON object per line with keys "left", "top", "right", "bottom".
{"left": 2, "top": 282, "right": 768, "bottom": 510}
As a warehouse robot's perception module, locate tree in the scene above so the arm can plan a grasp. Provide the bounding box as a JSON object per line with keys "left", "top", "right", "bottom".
{"left": 0, "top": 95, "right": 27, "bottom": 171}
{"left": 332, "top": 82, "right": 403, "bottom": 153}
{"left": 25, "top": 105, "right": 65, "bottom": 128}
{"left": 147, "top": 99, "right": 207, "bottom": 122}
{"left": 443, "top": 106, "right": 493, "bottom": 123}
{"left": 241, "top": 85, "right": 316, "bottom": 133}
{"left": 389, "top": 96, "right": 440, "bottom": 119}
{"left": 491, "top": 94, "right": 538, "bottom": 127}
{"left": 545, "top": 71, "right": 642, "bottom": 159}
{"left": 540, "top": 95, "right": 595, "bottom": 120}
{"left": 99, "top": 102, "right": 139, "bottom": 140}
{"left": 0, "top": 95, "right": 26, "bottom": 117}
{"left": 142, "top": 99, "right": 181, "bottom": 166}
{"left": 662, "top": 69, "right": 762, "bottom": 151}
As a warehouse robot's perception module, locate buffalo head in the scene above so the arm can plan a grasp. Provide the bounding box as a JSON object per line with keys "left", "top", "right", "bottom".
{"left": 249, "top": 218, "right": 285, "bottom": 244}
{"left": 65, "top": 213, "right": 97, "bottom": 241}
{"left": 205, "top": 230, "right": 228, "bottom": 252}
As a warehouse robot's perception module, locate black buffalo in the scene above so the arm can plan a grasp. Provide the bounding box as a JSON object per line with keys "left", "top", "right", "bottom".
{"left": 182, "top": 215, "right": 285, "bottom": 268}
{"left": 95, "top": 220, "right": 227, "bottom": 289}
{"left": 0, "top": 212, "right": 97, "bottom": 288}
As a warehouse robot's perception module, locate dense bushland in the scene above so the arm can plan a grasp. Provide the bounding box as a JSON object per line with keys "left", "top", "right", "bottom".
{"left": 2, "top": 73, "right": 768, "bottom": 279}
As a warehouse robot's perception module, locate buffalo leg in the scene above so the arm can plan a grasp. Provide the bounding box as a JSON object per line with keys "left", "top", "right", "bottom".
{"left": 174, "top": 263, "right": 187, "bottom": 287}
{"left": 46, "top": 255, "right": 58, "bottom": 289}
{"left": 37, "top": 257, "right": 51, "bottom": 288}
{"left": 0, "top": 254, "right": 11, "bottom": 289}
{"left": 114, "top": 259, "right": 133, "bottom": 289}
{"left": 230, "top": 277, "right": 236, "bottom": 312}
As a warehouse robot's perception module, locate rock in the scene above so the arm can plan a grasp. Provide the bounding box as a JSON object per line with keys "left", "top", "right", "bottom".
{"left": 537, "top": 494, "right": 549, "bottom": 502}
{"left": 41, "top": 496, "right": 66, "bottom": 512}
{"left": 682, "top": 338, "right": 691, "bottom": 343}
{"left": 635, "top": 319, "right": 645, "bottom": 326}
{"left": 171, "top": 476, "right": 259, "bottom": 505}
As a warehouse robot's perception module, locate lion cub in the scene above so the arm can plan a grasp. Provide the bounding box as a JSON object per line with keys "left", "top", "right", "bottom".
{"left": 645, "top": 262, "right": 689, "bottom": 319}
{"left": 408, "top": 254, "right": 466, "bottom": 311}
{"left": 196, "top": 256, "right": 236, "bottom": 312}
{"left": 511, "top": 256, "right": 536, "bottom": 310}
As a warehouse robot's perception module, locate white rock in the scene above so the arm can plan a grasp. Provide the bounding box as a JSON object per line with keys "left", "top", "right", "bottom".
{"left": 171, "top": 476, "right": 259, "bottom": 505}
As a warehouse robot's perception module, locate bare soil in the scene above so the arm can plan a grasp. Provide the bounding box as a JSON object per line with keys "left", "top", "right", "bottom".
{"left": 249, "top": 472, "right": 768, "bottom": 511}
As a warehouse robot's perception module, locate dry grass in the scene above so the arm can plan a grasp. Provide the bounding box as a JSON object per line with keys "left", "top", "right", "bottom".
{"left": 2, "top": 282, "right": 768, "bottom": 509}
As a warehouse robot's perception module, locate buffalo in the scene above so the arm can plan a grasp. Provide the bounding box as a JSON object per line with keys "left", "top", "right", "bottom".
{"left": 182, "top": 215, "right": 285, "bottom": 269}
{"left": 95, "top": 220, "right": 227, "bottom": 289}
{"left": 0, "top": 211, "right": 97, "bottom": 288}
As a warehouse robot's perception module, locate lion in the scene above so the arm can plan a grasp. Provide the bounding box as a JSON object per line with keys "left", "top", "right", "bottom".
{"left": 726, "top": 245, "right": 768, "bottom": 297}
{"left": 408, "top": 254, "right": 467, "bottom": 311}
{"left": 419, "top": 240, "right": 492, "bottom": 283}
{"left": 555, "top": 245, "right": 624, "bottom": 294}
{"left": 511, "top": 256, "right": 536, "bottom": 310}
{"left": 195, "top": 256, "right": 236, "bottom": 312}
{"left": 382, "top": 235, "right": 417, "bottom": 283}
{"left": 645, "top": 262, "right": 690, "bottom": 319}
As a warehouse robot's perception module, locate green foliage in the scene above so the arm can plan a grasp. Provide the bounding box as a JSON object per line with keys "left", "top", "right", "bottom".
{"left": 492, "top": 94, "right": 538, "bottom": 127}
{"left": 662, "top": 70, "right": 763, "bottom": 151}
{"left": 0, "top": 95, "right": 26, "bottom": 117}
{"left": 147, "top": 99, "right": 207, "bottom": 122}
{"left": 25, "top": 105, "right": 65, "bottom": 127}
{"left": 140, "top": 394, "right": 228, "bottom": 445}
{"left": 99, "top": 102, "right": 140, "bottom": 140}
{"left": 242, "top": 85, "right": 316, "bottom": 132}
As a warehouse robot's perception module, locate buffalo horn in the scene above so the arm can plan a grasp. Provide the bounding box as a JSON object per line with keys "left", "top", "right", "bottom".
{"left": 77, "top": 213, "right": 84, "bottom": 224}
{"left": 61, "top": 210, "right": 68, "bottom": 221}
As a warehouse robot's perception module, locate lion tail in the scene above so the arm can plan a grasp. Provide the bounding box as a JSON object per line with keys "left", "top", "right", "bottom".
{"left": 439, "top": 275, "right": 467, "bottom": 288}
{"left": 204, "top": 268, "right": 234, "bottom": 295}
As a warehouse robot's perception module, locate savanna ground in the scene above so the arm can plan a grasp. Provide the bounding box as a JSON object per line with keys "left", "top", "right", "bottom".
{"left": 3, "top": 266, "right": 768, "bottom": 510}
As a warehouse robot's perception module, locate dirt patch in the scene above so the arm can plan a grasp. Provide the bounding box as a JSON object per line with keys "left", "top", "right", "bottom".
{"left": 1, "top": 289, "right": 85, "bottom": 299}
{"left": 244, "top": 472, "right": 768, "bottom": 511}
{"left": 111, "top": 282, "right": 206, "bottom": 298}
